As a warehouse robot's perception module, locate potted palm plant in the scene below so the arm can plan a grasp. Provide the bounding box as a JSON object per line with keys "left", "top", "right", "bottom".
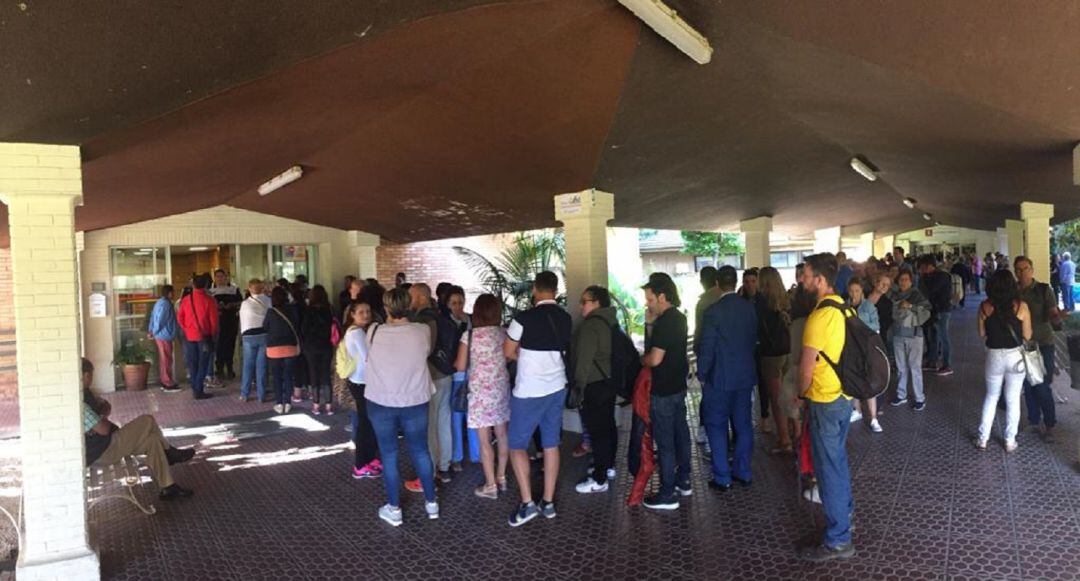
{"left": 114, "top": 340, "right": 153, "bottom": 391}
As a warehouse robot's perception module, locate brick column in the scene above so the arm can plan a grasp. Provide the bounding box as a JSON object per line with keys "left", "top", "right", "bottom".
{"left": 739, "top": 216, "right": 772, "bottom": 269}
{"left": 1020, "top": 202, "right": 1054, "bottom": 282}
{"left": 0, "top": 143, "right": 100, "bottom": 580}
{"left": 813, "top": 226, "right": 841, "bottom": 255}
{"left": 555, "top": 189, "right": 614, "bottom": 322}
{"left": 1005, "top": 219, "right": 1026, "bottom": 260}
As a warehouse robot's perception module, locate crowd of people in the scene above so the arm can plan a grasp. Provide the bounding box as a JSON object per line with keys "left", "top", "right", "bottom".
{"left": 122, "top": 244, "right": 1073, "bottom": 561}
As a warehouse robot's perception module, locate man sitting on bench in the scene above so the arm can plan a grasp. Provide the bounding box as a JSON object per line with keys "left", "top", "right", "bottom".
{"left": 82, "top": 358, "right": 196, "bottom": 500}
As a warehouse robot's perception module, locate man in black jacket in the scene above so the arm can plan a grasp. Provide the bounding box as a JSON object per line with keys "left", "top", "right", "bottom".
{"left": 918, "top": 255, "right": 954, "bottom": 376}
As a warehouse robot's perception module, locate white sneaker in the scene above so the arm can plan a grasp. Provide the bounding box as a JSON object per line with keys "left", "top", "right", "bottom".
{"left": 283, "top": 403, "right": 292, "bottom": 414}
{"left": 696, "top": 425, "right": 708, "bottom": 444}
{"left": 803, "top": 485, "right": 822, "bottom": 504}
{"left": 273, "top": 404, "right": 284, "bottom": 414}
{"left": 606, "top": 468, "right": 616, "bottom": 480}
{"left": 379, "top": 504, "right": 403, "bottom": 527}
{"left": 850, "top": 410, "right": 863, "bottom": 423}
{"left": 425, "top": 501, "right": 440, "bottom": 520}
{"left": 870, "top": 419, "right": 883, "bottom": 433}
{"left": 575, "top": 477, "right": 608, "bottom": 494}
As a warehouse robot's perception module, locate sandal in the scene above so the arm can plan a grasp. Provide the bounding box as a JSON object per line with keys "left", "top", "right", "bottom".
{"left": 496, "top": 477, "right": 508, "bottom": 492}
{"left": 770, "top": 444, "right": 794, "bottom": 455}
{"left": 474, "top": 484, "right": 498, "bottom": 499}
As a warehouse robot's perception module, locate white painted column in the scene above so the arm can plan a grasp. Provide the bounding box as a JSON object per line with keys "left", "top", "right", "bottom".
{"left": 975, "top": 230, "right": 996, "bottom": 261}
{"left": 996, "top": 227, "right": 1009, "bottom": 256}
{"left": 555, "top": 189, "right": 614, "bottom": 318}
{"left": 0, "top": 143, "right": 100, "bottom": 580}
{"left": 740, "top": 216, "right": 772, "bottom": 268}
{"left": 1005, "top": 219, "right": 1026, "bottom": 260}
{"left": 348, "top": 231, "right": 380, "bottom": 280}
{"left": 873, "top": 234, "right": 895, "bottom": 260}
{"left": 1021, "top": 202, "right": 1054, "bottom": 282}
{"left": 813, "top": 226, "right": 841, "bottom": 255}
{"left": 854, "top": 232, "right": 874, "bottom": 262}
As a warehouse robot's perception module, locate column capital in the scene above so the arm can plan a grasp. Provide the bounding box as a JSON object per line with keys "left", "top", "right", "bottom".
{"left": 0, "top": 142, "right": 83, "bottom": 205}
{"left": 346, "top": 230, "right": 380, "bottom": 248}
{"left": 554, "top": 189, "right": 614, "bottom": 222}
{"left": 1005, "top": 218, "right": 1026, "bottom": 228}
{"left": 1020, "top": 201, "right": 1054, "bottom": 221}
{"left": 739, "top": 215, "right": 773, "bottom": 233}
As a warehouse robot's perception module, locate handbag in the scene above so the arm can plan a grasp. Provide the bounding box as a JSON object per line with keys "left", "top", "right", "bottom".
{"left": 1004, "top": 310, "right": 1046, "bottom": 385}
{"left": 451, "top": 326, "right": 472, "bottom": 413}
{"left": 268, "top": 307, "right": 302, "bottom": 359}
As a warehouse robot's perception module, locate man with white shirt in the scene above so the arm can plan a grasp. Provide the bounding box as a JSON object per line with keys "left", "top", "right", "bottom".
{"left": 504, "top": 271, "right": 572, "bottom": 527}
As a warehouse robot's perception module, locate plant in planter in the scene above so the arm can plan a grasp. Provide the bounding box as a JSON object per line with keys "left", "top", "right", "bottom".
{"left": 114, "top": 340, "right": 153, "bottom": 391}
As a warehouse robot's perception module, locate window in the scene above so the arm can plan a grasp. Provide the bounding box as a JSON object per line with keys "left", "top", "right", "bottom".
{"left": 770, "top": 251, "right": 802, "bottom": 268}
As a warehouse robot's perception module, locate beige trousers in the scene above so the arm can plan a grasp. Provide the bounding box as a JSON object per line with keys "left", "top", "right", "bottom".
{"left": 95, "top": 415, "right": 174, "bottom": 488}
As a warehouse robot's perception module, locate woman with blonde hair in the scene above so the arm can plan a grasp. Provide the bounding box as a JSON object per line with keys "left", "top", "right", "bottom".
{"left": 756, "top": 267, "right": 795, "bottom": 453}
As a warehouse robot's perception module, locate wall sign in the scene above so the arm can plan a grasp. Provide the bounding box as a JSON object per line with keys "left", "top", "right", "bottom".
{"left": 88, "top": 292, "right": 107, "bottom": 318}
{"left": 558, "top": 193, "right": 583, "bottom": 216}
{"left": 924, "top": 229, "right": 933, "bottom": 237}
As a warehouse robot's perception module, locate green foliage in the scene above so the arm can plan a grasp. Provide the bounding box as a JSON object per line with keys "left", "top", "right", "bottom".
{"left": 609, "top": 276, "right": 645, "bottom": 336}
{"left": 453, "top": 231, "right": 565, "bottom": 321}
{"left": 113, "top": 340, "right": 152, "bottom": 366}
{"left": 679, "top": 231, "right": 744, "bottom": 258}
{"left": 1053, "top": 221, "right": 1080, "bottom": 257}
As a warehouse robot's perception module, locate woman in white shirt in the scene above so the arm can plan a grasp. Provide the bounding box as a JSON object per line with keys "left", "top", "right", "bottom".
{"left": 238, "top": 279, "right": 272, "bottom": 402}
{"left": 342, "top": 301, "right": 381, "bottom": 479}
{"left": 365, "top": 288, "right": 438, "bottom": 526}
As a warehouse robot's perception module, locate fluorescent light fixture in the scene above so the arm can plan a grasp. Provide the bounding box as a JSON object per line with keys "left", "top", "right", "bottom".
{"left": 258, "top": 165, "right": 303, "bottom": 196}
{"left": 188, "top": 246, "right": 210, "bottom": 251}
{"left": 617, "top": 0, "right": 712, "bottom": 64}
{"left": 849, "top": 157, "right": 878, "bottom": 182}
{"left": 133, "top": 251, "right": 150, "bottom": 256}
{"left": 934, "top": 221, "right": 943, "bottom": 227}
{"left": 922, "top": 213, "right": 933, "bottom": 221}
{"left": 138, "top": 248, "right": 155, "bottom": 252}
{"left": 902, "top": 197, "right": 917, "bottom": 209}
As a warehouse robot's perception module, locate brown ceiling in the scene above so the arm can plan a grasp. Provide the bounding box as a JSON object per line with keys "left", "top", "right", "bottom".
{"left": 2, "top": 0, "right": 1080, "bottom": 248}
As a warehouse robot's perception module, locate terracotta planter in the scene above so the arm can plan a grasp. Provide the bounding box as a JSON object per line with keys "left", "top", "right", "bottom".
{"left": 121, "top": 362, "right": 151, "bottom": 391}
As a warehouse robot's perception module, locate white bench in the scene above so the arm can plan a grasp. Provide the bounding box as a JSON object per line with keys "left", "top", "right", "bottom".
{"left": 85, "top": 455, "right": 158, "bottom": 523}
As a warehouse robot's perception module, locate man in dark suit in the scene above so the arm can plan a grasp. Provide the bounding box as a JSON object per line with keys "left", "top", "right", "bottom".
{"left": 697, "top": 265, "right": 759, "bottom": 491}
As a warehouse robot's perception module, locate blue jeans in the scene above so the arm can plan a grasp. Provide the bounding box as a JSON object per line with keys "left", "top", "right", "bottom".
{"left": 809, "top": 396, "right": 854, "bottom": 548}
{"left": 182, "top": 340, "right": 213, "bottom": 396}
{"left": 367, "top": 401, "right": 436, "bottom": 506}
{"left": 240, "top": 334, "right": 268, "bottom": 400}
{"left": 701, "top": 387, "right": 753, "bottom": 485}
{"left": 934, "top": 312, "right": 952, "bottom": 367}
{"left": 650, "top": 391, "right": 692, "bottom": 499}
{"left": 451, "top": 378, "right": 480, "bottom": 463}
{"left": 1064, "top": 284, "right": 1075, "bottom": 312}
{"left": 268, "top": 356, "right": 294, "bottom": 405}
{"left": 1024, "top": 344, "right": 1057, "bottom": 428}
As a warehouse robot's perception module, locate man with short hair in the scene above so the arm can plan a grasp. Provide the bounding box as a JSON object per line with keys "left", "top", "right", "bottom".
{"left": 798, "top": 253, "right": 855, "bottom": 561}
{"left": 147, "top": 284, "right": 180, "bottom": 392}
{"left": 408, "top": 283, "right": 455, "bottom": 483}
{"left": 697, "top": 266, "right": 758, "bottom": 491}
{"left": 210, "top": 269, "right": 243, "bottom": 381}
{"left": 641, "top": 272, "right": 693, "bottom": 510}
{"left": 81, "top": 358, "right": 196, "bottom": 500}
{"left": 176, "top": 273, "right": 218, "bottom": 400}
{"left": 1015, "top": 256, "right": 1061, "bottom": 439}
{"left": 504, "top": 271, "right": 572, "bottom": 526}
{"left": 918, "top": 254, "right": 954, "bottom": 377}
{"left": 693, "top": 266, "right": 721, "bottom": 447}
{"left": 1060, "top": 252, "right": 1076, "bottom": 312}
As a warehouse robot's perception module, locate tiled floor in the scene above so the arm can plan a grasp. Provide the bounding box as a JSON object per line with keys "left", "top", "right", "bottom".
{"left": 2, "top": 300, "right": 1079, "bottom": 580}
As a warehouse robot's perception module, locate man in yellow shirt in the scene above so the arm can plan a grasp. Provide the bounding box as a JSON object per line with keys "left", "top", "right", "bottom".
{"left": 797, "top": 253, "right": 855, "bottom": 562}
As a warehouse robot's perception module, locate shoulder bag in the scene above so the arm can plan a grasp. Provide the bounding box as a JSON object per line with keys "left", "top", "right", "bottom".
{"left": 1003, "top": 306, "right": 1045, "bottom": 385}
{"left": 190, "top": 295, "right": 215, "bottom": 354}
{"left": 266, "top": 307, "right": 302, "bottom": 359}
{"left": 451, "top": 326, "right": 473, "bottom": 413}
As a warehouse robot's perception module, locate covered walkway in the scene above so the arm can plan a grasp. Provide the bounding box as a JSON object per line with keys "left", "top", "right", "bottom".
{"left": 2, "top": 299, "right": 1074, "bottom": 580}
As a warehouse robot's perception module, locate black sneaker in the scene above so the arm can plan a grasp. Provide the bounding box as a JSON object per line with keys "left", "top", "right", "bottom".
{"left": 539, "top": 500, "right": 557, "bottom": 519}
{"left": 913, "top": 400, "right": 926, "bottom": 411}
{"left": 508, "top": 502, "right": 539, "bottom": 527}
{"left": 194, "top": 392, "right": 213, "bottom": 400}
{"left": 161, "top": 384, "right": 182, "bottom": 393}
{"left": 889, "top": 397, "right": 907, "bottom": 407}
{"left": 159, "top": 484, "right": 194, "bottom": 501}
{"left": 166, "top": 447, "right": 196, "bottom": 466}
{"left": 708, "top": 480, "right": 732, "bottom": 492}
{"left": 799, "top": 543, "right": 855, "bottom": 562}
{"left": 643, "top": 494, "right": 679, "bottom": 510}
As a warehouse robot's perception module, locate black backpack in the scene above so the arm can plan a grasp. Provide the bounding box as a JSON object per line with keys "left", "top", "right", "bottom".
{"left": 419, "top": 311, "right": 460, "bottom": 376}
{"left": 593, "top": 318, "right": 641, "bottom": 400}
{"left": 817, "top": 299, "right": 891, "bottom": 400}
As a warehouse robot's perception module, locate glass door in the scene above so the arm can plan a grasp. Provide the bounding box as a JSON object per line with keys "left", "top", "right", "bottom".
{"left": 236, "top": 244, "right": 271, "bottom": 287}
{"left": 271, "top": 244, "right": 317, "bottom": 283}
{"left": 112, "top": 247, "right": 169, "bottom": 388}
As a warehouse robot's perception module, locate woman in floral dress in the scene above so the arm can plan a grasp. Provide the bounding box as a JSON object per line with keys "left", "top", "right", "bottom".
{"left": 454, "top": 294, "right": 511, "bottom": 499}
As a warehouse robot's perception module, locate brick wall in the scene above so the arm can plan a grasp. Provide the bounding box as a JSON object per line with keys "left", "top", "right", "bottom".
{"left": 0, "top": 247, "right": 14, "bottom": 400}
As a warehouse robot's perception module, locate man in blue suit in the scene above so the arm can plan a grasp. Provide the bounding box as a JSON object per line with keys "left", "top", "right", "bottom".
{"left": 697, "top": 265, "right": 759, "bottom": 491}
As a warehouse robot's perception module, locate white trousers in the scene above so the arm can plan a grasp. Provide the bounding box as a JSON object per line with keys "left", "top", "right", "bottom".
{"left": 978, "top": 348, "right": 1025, "bottom": 445}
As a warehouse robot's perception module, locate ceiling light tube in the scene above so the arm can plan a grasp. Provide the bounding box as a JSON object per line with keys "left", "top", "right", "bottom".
{"left": 849, "top": 157, "right": 878, "bottom": 182}
{"left": 617, "top": 0, "right": 713, "bottom": 64}
{"left": 258, "top": 165, "right": 304, "bottom": 196}
{"left": 902, "top": 197, "right": 917, "bottom": 209}
{"left": 188, "top": 246, "right": 210, "bottom": 251}
{"left": 922, "top": 213, "right": 933, "bottom": 221}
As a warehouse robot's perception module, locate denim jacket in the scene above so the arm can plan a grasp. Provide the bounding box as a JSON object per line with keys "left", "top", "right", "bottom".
{"left": 148, "top": 297, "right": 178, "bottom": 341}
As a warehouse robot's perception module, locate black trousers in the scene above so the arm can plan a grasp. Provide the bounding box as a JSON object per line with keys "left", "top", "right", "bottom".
{"left": 304, "top": 349, "right": 333, "bottom": 404}
{"left": 215, "top": 317, "right": 239, "bottom": 373}
{"left": 346, "top": 381, "right": 379, "bottom": 468}
{"left": 580, "top": 381, "right": 618, "bottom": 484}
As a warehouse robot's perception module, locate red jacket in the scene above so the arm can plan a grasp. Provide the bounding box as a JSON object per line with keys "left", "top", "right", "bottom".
{"left": 176, "top": 291, "right": 219, "bottom": 342}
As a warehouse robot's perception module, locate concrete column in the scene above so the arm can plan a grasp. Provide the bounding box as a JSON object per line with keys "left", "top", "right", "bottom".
{"left": 873, "top": 234, "right": 895, "bottom": 260}
{"left": 975, "top": 230, "right": 996, "bottom": 262}
{"left": 348, "top": 231, "right": 380, "bottom": 280}
{"left": 1005, "top": 219, "right": 1026, "bottom": 259}
{"left": 0, "top": 143, "right": 100, "bottom": 580}
{"left": 739, "top": 216, "right": 772, "bottom": 268}
{"left": 1021, "top": 202, "right": 1054, "bottom": 282}
{"left": 854, "top": 232, "right": 874, "bottom": 261}
{"left": 813, "top": 226, "right": 841, "bottom": 255}
{"left": 555, "top": 189, "right": 614, "bottom": 322}
{"left": 996, "top": 227, "right": 1009, "bottom": 256}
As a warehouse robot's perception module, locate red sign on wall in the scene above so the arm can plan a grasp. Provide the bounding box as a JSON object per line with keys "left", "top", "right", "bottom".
{"left": 925, "top": 229, "right": 933, "bottom": 237}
